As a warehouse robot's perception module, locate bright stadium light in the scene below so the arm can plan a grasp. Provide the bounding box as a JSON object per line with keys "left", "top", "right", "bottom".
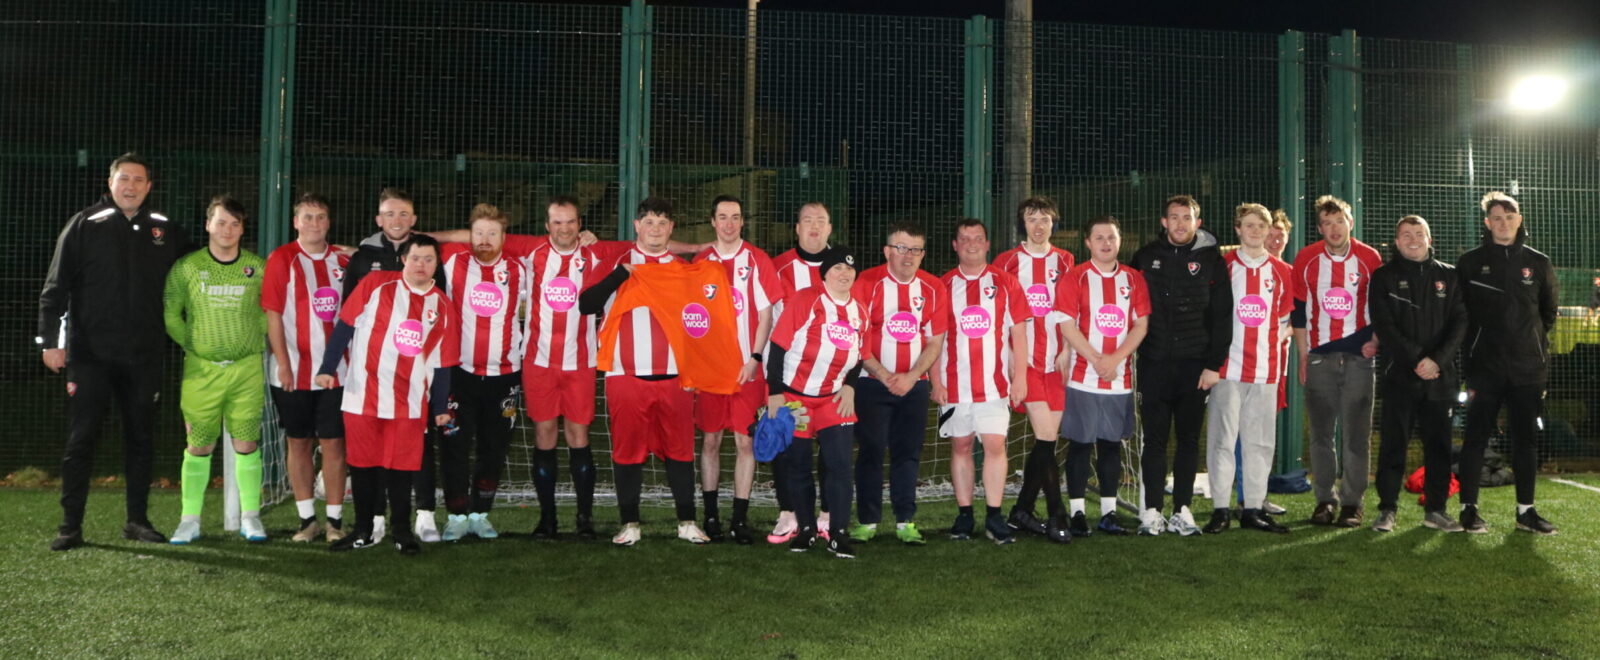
{"left": 1508, "top": 74, "right": 1569, "bottom": 112}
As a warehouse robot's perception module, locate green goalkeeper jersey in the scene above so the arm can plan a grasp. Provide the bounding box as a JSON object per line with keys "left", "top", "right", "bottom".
{"left": 163, "top": 247, "right": 268, "bottom": 362}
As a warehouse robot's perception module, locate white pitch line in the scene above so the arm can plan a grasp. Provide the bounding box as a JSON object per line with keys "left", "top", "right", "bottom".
{"left": 1550, "top": 478, "right": 1600, "bottom": 495}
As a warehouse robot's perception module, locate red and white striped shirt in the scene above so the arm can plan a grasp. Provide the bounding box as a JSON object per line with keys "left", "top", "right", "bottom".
{"left": 695, "top": 241, "right": 780, "bottom": 356}
{"left": 853, "top": 264, "right": 949, "bottom": 380}
{"left": 517, "top": 240, "right": 606, "bottom": 371}
{"left": 1292, "top": 239, "right": 1382, "bottom": 349}
{"left": 441, "top": 244, "right": 527, "bottom": 377}
{"left": 994, "top": 244, "right": 1074, "bottom": 373}
{"left": 339, "top": 273, "right": 461, "bottom": 419}
{"left": 262, "top": 241, "right": 349, "bottom": 390}
{"left": 591, "top": 245, "right": 685, "bottom": 377}
{"left": 771, "top": 248, "right": 825, "bottom": 325}
{"left": 771, "top": 287, "right": 866, "bottom": 397}
{"left": 938, "top": 265, "right": 1030, "bottom": 403}
{"left": 1053, "top": 261, "right": 1151, "bottom": 394}
{"left": 1219, "top": 251, "right": 1295, "bottom": 385}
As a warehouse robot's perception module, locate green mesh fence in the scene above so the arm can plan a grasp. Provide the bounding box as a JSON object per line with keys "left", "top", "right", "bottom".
{"left": 3, "top": 4, "right": 1598, "bottom": 510}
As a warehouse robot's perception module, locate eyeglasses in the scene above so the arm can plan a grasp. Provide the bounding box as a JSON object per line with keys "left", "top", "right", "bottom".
{"left": 887, "top": 244, "right": 926, "bottom": 256}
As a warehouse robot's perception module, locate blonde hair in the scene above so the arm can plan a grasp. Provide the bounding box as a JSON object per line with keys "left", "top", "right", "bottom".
{"left": 1234, "top": 202, "right": 1272, "bottom": 229}
{"left": 1314, "top": 195, "right": 1352, "bottom": 221}
{"left": 469, "top": 203, "right": 508, "bottom": 227}
{"left": 1479, "top": 191, "right": 1519, "bottom": 215}
{"left": 1271, "top": 208, "right": 1292, "bottom": 232}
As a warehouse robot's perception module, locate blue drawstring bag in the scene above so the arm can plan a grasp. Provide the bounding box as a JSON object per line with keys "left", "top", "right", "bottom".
{"left": 754, "top": 405, "right": 796, "bottom": 462}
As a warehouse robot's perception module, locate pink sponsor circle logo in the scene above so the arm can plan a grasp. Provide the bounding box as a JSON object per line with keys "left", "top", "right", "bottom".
{"left": 469, "top": 282, "right": 504, "bottom": 317}
{"left": 958, "top": 306, "right": 992, "bottom": 338}
{"left": 826, "top": 320, "right": 857, "bottom": 350}
{"left": 1025, "top": 284, "right": 1052, "bottom": 317}
{"left": 1321, "top": 287, "right": 1354, "bottom": 319}
{"left": 1236, "top": 294, "right": 1269, "bottom": 328}
{"left": 732, "top": 289, "right": 746, "bottom": 313}
{"left": 885, "top": 311, "right": 919, "bottom": 342}
{"left": 311, "top": 286, "right": 340, "bottom": 322}
{"left": 393, "top": 319, "right": 425, "bottom": 357}
{"left": 543, "top": 277, "right": 577, "bottom": 312}
{"left": 1094, "top": 304, "right": 1127, "bottom": 337}
{"left": 682, "top": 303, "right": 711, "bottom": 339}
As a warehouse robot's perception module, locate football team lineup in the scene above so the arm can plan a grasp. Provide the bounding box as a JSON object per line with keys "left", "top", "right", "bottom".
{"left": 39, "top": 152, "right": 1567, "bottom": 559}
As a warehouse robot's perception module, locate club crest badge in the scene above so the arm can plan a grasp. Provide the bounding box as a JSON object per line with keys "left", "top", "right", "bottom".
{"left": 703, "top": 284, "right": 718, "bottom": 300}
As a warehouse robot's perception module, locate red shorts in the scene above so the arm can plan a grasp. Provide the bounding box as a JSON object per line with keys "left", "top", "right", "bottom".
{"left": 343, "top": 414, "right": 427, "bottom": 470}
{"left": 1018, "top": 367, "right": 1065, "bottom": 412}
{"left": 523, "top": 364, "right": 597, "bottom": 425}
{"left": 695, "top": 379, "right": 767, "bottom": 434}
{"left": 606, "top": 375, "right": 694, "bottom": 464}
{"left": 784, "top": 391, "right": 857, "bottom": 439}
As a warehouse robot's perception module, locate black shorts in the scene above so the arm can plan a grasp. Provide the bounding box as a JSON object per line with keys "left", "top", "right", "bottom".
{"left": 271, "top": 386, "right": 345, "bottom": 439}
{"left": 1589, "top": 291, "right": 1600, "bottom": 310}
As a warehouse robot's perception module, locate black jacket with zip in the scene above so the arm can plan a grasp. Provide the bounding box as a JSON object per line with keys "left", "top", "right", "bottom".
{"left": 37, "top": 195, "right": 190, "bottom": 362}
{"left": 1369, "top": 251, "right": 1467, "bottom": 401}
{"left": 1455, "top": 226, "right": 1558, "bottom": 388}
{"left": 1129, "top": 229, "right": 1233, "bottom": 370}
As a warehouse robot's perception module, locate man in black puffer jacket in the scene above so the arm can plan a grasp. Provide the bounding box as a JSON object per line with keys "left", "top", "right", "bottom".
{"left": 1129, "top": 195, "right": 1233, "bottom": 536}
{"left": 1454, "top": 191, "right": 1558, "bottom": 535}
{"left": 1368, "top": 216, "right": 1467, "bottom": 533}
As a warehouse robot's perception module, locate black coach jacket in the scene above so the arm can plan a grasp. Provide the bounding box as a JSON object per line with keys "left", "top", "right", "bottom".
{"left": 37, "top": 195, "right": 189, "bottom": 362}
{"left": 1369, "top": 251, "right": 1467, "bottom": 401}
{"left": 342, "top": 230, "right": 444, "bottom": 298}
{"left": 1456, "top": 227, "right": 1558, "bottom": 388}
{"left": 1130, "top": 229, "right": 1233, "bottom": 370}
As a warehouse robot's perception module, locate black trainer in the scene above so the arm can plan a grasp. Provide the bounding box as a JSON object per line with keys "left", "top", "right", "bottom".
{"left": 1515, "top": 507, "right": 1558, "bottom": 535}
{"left": 574, "top": 513, "right": 597, "bottom": 541}
{"left": 1460, "top": 505, "right": 1489, "bottom": 534}
{"left": 123, "top": 520, "right": 165, "bottom": 543}
{"left": 329, "top": 530, "right": 377, "bottom": 552}
{"left": 789, "top": 527, "right": 817, "bottom": 553}
{"left": 949, "top": 511, "right": 975, "bottom": 540}
{"left": 984, "top": 513, "right": 1015, "bottom": 545}
{"left": 394, "top": 530, "right": 422, "bottom": 556}
{"left": 704, "top": 516, "right": 725, "bottom": 543}
{"left": 51, "top": 528, "right": 85, "bottom": 552}
{"left": 1240, "top": 509, "right": 1289, "bottom": 534}
{"left": 826, "top": 533, "right": 856, "bottom": 559}
{"left": 1202, "top": 509, "right": 1231, "bottom": 534}
{"left": 1007, "top": 507, "right": 1047, "bottom": 536}
{"left": 729, "top": 518, "right": 755, "bottom": 545}
{"left": 1096, "top": 512, "right": 1129, "bottom": 536}
{"left": 531, "top": 516, "right": 559, "bottom": 541}
{"left": 1044, "top": 513, "right": 1073, "bottom": 544}
{"left": 1069, "top": 511, "right": 1093, "bottom": 537}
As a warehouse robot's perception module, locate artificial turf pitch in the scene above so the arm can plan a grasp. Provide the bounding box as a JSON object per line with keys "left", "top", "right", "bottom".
{"left": 3, "top": 478, "right": 1598, "bottom": 658}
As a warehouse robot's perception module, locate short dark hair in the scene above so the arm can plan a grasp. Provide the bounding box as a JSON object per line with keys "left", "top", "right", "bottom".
{"left": 1084, "top": 214, "right": 1120, "bottom": 235}
{"left": 206, "top": 194, "right": 248, "bottom": 223}
{"left": 1480, "top": 191, "right": 1519, "bottom": 215}
{"left": 109, "top": 152, "right": 152, "bottom": 179}
{"left": 711, "top": 194, "right": 744, "bottom": 219}
{"left": 1164, "top": 194, "right": 1200, "bottom": 218}
{"left": 1016, "top": 196, "right": 1058, "bottom": 232}
{"left": 954, "top": 218, "right": 987, "bottom": 239}
{"left": 399, "top": 233, "right": 441, "bottom": 259}
{"left": 547, "top": 194, "right": 580, "bottom": 211}
{"left": 798, "top": 201, "right": 830, "bottom": 218}
{"left": 378, "top": 187, "right": 414, "bottom": 206}
{"left": 636, "top": 196, "right": 674, "bottom": 221}
{"left": 886, "top": 221, "right": 926, "bottom": 244}
{"left": 293, "top": 192, "right": 331, "bottom": 215}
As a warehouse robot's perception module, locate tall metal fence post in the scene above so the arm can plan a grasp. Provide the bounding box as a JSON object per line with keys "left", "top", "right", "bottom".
{"left": 1457, "top": 43, "right": 1477, "bottom": 234}
{"left": 963, "top": 16, "right": 994, "bottom": 238}
{"left": 1328, "top": 28, "right": 1363, "bottom": 236}
{"left": 1275, "top": 30, "right": 1307, "bottom": 478}
{"left": 617, "top": 0, "right": 651, "bottom": 239}
{"left": 256, "top": 0, "right": 297, "bottom": 251}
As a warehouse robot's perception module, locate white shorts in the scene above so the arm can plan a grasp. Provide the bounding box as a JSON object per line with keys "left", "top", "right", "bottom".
{"left": 938, "top": 400, "right": 1011, "bottom": 438}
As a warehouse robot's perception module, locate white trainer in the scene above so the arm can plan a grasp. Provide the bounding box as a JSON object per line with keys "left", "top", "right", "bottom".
{"left": 1137, "top": 508, "right": 1167, "bottom": 536}
{"left": 468, "top": 512, "right": 499, "bottom": 539}
{"left": 371, "top": 515, "right": 387, "bottom": 544}
{"left": 613, "top": 522, "right": 642, "bottom": 546}
{"left": 767, "top": 511, "right": 798, "bottom": 544}
{"left": 170, "top": 517, "right": 202, "bottom": 545}
{"left": 240, "top": 513, "right": 268, "bottom": 542}
{"left": 414, "top": 510, "right": 441, "bottom": 543}
{"left": 677, "top": 521, "right": 711, "bottom": 544}
{"left": 441, "top": 514, "right": 471, "bottom": 542}
{"left": 1168, "top": 506, "right": 1203, "bottom": 537}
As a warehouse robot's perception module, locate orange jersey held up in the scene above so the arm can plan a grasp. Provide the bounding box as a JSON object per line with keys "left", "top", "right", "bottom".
{"left": 597, "top": 261, "right": 743, "bottom": 394}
